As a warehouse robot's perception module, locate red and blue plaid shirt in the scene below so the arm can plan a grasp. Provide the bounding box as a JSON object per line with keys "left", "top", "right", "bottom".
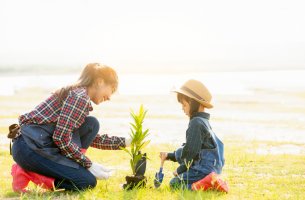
{"left": 19, "top": 87, "right": 126, "bottom": 168}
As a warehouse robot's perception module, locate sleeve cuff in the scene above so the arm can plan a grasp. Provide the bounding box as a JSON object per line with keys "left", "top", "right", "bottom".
{"left": 83, "top": 156, "right": 92, "bottom": 169}
{"left": 124, "top": 137, "right": 131, "bottom": 147}
{"left": 167, "top": 152, "right": 177, "bottom": 162}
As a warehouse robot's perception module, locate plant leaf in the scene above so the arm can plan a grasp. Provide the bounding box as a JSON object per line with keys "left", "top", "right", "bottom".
{"left": 120, "top": 147, "right": 132, "bottom": 157}
{"left": 123, "top": 105, "right": 150, "bottom": 175}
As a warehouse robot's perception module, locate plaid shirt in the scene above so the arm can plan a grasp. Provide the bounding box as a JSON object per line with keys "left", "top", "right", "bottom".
{"left": 19, "top": 87, "right": 126, "bottom": 168}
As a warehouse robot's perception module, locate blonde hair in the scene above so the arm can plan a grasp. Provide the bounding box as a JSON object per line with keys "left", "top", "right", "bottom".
{"left": 55, "top": 63, "right": 118, "bottom": 102}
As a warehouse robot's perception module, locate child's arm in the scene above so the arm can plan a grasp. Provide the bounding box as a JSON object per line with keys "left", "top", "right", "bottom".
{"left": 160, "top": 152, "right": 177, "bottom": 162}
{"left": 176, "top": 119, "right": 203, "bottom": 174}
{"left": 166, "top": 152, "right": 177, "bottom": 162}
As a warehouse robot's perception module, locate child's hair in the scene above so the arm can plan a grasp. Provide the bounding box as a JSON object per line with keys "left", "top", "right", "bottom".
{"left": 177, "top": 93, "right": 200, "bottom": 118}
{"left": 55, "top": 63, "right": 118, "bottom": 103}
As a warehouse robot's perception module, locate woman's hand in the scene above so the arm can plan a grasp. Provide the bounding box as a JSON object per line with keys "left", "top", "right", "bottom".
{"left": 125, "top": 137, "right": 132, "bottom": 147}
{"left": 159, "top": 152, "right": 168, "bottom": 161}
{"left": 88, "top": 162, "right": 111, "bottom": 180}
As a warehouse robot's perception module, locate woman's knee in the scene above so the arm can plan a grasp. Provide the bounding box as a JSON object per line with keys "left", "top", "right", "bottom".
{"left": 84, "top": 175, "right": 97, "bottom": 189}
{"left": 79, "top": 116, "right": 100, "bottom": 148}
{"left": 85, "top": 116, "right": 100, "bottom": 129}
{"left": 74, "top": 175, "right": 97, "bottom": 190}
{"left": 86, "top": 116, "right": 100, "bottom": 135}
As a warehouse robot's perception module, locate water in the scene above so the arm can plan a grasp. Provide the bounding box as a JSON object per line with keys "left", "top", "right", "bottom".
{"left": 0, "top": 70, "right": 305, "bottom": 148}
{"left": 1, "top": 70, "right": 304, "bottom": 96}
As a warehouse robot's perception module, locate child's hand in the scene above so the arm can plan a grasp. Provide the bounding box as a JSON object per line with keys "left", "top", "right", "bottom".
{"left": 159, "top": 152, "right": 168, "bottom": 161}
{"left": 173, "top": 170, "right": 178, "bottom": 176}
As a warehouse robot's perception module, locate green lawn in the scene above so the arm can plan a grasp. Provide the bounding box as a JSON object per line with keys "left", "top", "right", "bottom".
{"left": 1, "top": 140, "right": 304, "bottom": 200}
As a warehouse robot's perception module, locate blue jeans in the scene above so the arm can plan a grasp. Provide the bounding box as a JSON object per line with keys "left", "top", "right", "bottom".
{"left": 169, "top": 148, "right": 207, "bottom": 190}
{"left": 12, "top": 116, "right": 99, "bottom": 191}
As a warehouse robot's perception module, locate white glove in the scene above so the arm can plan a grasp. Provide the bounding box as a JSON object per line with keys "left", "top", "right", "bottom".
{"left": 125, "top": 137, "right": 132, "bottom": 147}
{"left": 98, "top": 163, "right": 112, "bottom": 172}
{"left": 88, "top": 162, "right": 111, "bottom": 180}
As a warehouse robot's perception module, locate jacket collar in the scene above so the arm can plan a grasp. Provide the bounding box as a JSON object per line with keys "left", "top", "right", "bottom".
{"left": 191, "top": 112, "right": 210, "bottom": 120}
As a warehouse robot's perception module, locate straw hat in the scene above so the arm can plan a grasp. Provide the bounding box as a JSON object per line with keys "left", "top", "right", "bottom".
{"left": 173, "top": 79, "right": 213, "bottom": 108}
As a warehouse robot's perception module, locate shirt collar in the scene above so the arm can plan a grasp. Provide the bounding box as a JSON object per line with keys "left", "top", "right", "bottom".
{"left": 82, "top": 87, "right": 93, "bottom": 111}
{"left": 88, "top": 101, "right": 93, "bottom": 111}
{"left": 191, "top": 112, "right": 210, "bottom": 120}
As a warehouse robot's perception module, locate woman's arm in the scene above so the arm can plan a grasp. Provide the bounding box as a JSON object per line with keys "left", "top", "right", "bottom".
{"left": 90, "top": 134, "right": 126, "bottom": 150}
{"left": 52, "top": 92, "right": 92, "bottom": 168}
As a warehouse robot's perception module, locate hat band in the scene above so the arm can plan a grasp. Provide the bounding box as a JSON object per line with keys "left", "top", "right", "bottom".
{"left": 181, "top": 86, "right": 205, "bottom": 101}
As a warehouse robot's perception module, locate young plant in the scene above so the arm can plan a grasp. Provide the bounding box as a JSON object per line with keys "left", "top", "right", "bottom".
{"left": 121, "top": 105, "right": 150, "bottom": 176}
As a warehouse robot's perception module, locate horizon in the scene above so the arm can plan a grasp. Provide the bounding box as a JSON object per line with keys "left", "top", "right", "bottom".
{"left": 1, "top": 63, "right": 305, "bottom": 75}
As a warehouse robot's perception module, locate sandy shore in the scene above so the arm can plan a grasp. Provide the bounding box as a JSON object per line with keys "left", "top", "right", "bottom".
{"left": 1, "top": 70, "right": 305, "bottom": 154}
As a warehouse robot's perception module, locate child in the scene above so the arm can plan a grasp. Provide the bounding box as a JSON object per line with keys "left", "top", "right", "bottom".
{"left": 160, "top": 79, "right": 228, "bottom": 192}
{"left": 11, "top": 63, "right": 131, "bottom": 192}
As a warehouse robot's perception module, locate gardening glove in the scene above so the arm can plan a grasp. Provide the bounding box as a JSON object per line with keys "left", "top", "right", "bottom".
{"left": 98, "top": 163, "right": 112, "bottom": 172}
{"left": 93, "top": 162, "right": 115, "bottom": 173}
{"left": 125, "top": 136, "right": 132, "bottom": 147}
{"left": 88, "top": 162, "right": 111, "bottom": 180}
{"left": 94, "top": 162, "right": 114, "bottom": 173}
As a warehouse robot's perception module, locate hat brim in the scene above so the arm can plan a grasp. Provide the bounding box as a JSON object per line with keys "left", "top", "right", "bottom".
{"left": 172, "top": 88, "right": 213, "bottom": 109}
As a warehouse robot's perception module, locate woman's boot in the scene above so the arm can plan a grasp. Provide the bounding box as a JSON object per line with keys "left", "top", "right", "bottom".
{"left": 11, "top": 164, "right": 30, "bottom": 193}
{"left": 11, "top": 163, "right": 56, "bottom": 192}
{"left": 27, "top": 171, "right": 55, "bottom": 190}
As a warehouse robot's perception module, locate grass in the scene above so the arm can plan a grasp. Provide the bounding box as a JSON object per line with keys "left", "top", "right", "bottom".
{"left": 1, "top": 84, "right": 305, "bottom": 199}
{"left": 1, "top": 140, "right": 305, "bottom": 200}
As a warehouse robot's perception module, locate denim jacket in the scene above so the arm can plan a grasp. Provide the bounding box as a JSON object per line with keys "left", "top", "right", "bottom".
{"left": 168, "top": 112, "right": 225, "bottom": 174}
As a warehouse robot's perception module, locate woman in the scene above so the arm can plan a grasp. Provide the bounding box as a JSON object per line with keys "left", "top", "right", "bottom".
{"left": 11, "top": 63, "right": 131, "bottom": 192}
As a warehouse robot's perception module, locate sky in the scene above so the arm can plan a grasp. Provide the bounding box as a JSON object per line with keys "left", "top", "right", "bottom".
{"left": 0, "top": 0, "right": 304, "bottom": 73}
